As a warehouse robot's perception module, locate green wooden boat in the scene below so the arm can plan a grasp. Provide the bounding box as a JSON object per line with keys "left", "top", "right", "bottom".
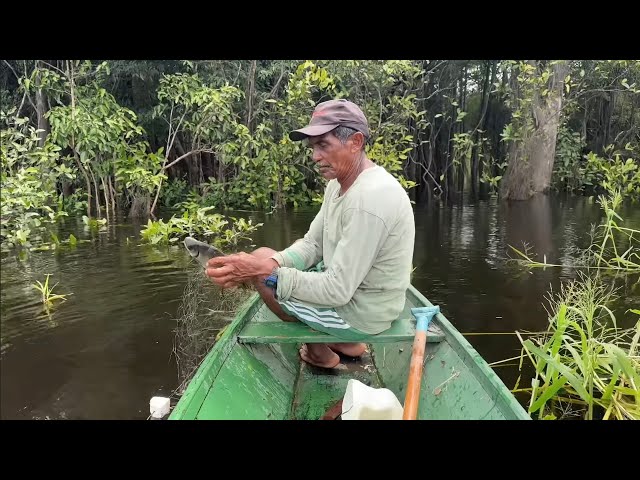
{"left": 169, "top": 285, "right": 531, "bottom": 420}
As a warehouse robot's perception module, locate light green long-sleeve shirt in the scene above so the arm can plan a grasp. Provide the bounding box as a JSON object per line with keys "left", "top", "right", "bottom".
{"left": 271, "top": 165, "right": 415, "bottom": 334}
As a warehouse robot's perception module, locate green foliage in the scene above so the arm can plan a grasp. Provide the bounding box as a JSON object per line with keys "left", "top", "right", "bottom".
{"left": 139, "top": 217, "right": 183, "bottom": 245}
{"left": 154, "top": 73, "right": 245, "bottom": 150}
{"left": 202, "top": 61, "right": 339, "bottom": 210}
{"left": 60, "top": 190, "right": 88, "bottom": 214}
{"left": 160, "top": 177, "right": 190, "bottom": 208}
{"left": 140, "top": 207, "right": 263, "bottom": 252}
{"left": 174, "top": 189, "right": 206, "bottom": 212}
{"left": 82, "top": 215, "right": 107, "bottom": 230}
{"left": 582, "top": 146, "right": 640, "bottom": 200}
{"left": 223, "top": 130, "right": 312, "bottom": 209}
{"left": 553, "top": 125, "right": 586, "bottom": 191}
{"left": 115, "top": 143, "right": 166, "bottom": 201}
{"left": 451, "top": 132, "right": 474, "bottom": 168}
{"left": 366, "top": 94, "right": 420, "bottom": 190}
{"left": 216, "top": 60, "right": 423, "bottom": 210}
{"left": 40, "top": 62, "right": 159, "bottom": 218}
{"left": 47, "top": 82, "right": 144, "bottom": 158}
{"left": 1, "top": 109, "right": 69, "bottom": 248}
{"left": 499, "top": 61, "right": 540, "bottom": 147}
{"left": 480, "top": 156, "right": 507, "bottom": 194}
{"left": 5, "top": 59, "right": 639, "bottom": 222}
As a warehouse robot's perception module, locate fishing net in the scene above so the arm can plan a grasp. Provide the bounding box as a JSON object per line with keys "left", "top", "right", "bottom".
{"left": 170, "top": 265, "right": 252, "bottom": 396}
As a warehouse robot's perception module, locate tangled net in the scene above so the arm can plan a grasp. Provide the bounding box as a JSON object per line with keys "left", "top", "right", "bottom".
{"left": 171, "top": 266, "right": 252, "bottom": 396}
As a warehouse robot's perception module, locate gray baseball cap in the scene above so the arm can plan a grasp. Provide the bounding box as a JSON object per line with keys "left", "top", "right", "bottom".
{"left": 289, "top": 99, "right": 370, "bottom": 141}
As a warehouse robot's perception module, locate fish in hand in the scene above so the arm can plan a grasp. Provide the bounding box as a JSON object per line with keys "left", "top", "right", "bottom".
{"left": 183, "top": 236, "right": 225, "bottom": 268}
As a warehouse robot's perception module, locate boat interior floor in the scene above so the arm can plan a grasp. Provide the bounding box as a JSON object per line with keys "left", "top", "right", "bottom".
{"left": 290, "top": 346, "right": 382, "bottom": 420}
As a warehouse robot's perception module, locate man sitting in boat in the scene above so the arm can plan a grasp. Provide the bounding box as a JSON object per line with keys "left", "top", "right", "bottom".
{"left": 206, "top": 99, "right": 415, "bottom": 369}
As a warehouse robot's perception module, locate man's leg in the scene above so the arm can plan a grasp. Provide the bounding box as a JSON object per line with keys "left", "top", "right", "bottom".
{"left": 326, "top": 343, "right": 366, "bottom": 357}
{"left": 246, "top": 247, "right": 342, "bottom": 368}
{"left": 248, "top": 247, "right": 296, "bottom": 322}
{"left": 299, "top": 344, "right": 340, "bottom": 369}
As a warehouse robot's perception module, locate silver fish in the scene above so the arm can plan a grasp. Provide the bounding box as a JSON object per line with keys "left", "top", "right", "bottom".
{"left": 183, "top": 236, "right": 225, "bottom": 268}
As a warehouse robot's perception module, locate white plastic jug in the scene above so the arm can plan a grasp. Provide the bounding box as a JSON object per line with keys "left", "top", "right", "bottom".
{"left": 341, "top": 379, "right": 404, "bottom": 420}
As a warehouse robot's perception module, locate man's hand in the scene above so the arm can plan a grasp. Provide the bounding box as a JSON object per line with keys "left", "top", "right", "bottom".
{"left": 206, "top": 252, "right": 278, "bottom": 289}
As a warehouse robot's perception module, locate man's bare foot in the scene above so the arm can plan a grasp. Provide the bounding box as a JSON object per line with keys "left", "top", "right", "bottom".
{"left": 327, "top": 342, "right": 367, "bottom": 357}
{"left": 299, "top": 344, "right": 341, "bottom": 369}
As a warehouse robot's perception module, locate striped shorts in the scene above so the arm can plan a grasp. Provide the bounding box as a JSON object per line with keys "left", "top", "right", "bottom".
{"left": 278, "top": 299, "right": 370, "bottom": 341}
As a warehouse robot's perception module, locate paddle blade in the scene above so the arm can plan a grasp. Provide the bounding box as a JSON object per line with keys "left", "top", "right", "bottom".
{"left": 411, "top": 306, "right": 440, "bottom": 332}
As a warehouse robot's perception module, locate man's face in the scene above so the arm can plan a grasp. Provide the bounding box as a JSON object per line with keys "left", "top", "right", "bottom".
{"left": 307, "top": 131, "right": 358, "bottom": 182}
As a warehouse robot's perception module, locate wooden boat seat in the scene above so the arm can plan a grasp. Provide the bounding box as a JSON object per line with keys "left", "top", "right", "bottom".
{"left": 237, "top": 317, "right": 445, "bottom": 344}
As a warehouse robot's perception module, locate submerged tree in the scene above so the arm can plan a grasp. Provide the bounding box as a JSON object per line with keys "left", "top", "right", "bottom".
{"left": 500, "top": 60, "right": 570, "bottom": 201}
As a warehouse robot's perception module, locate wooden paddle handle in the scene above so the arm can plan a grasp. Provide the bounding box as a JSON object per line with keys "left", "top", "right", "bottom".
{"left": 320, "top": 399, "right": 343, "bottom": 420}
{"left": 403, "top": 329, "right": 427, "bottom": 420}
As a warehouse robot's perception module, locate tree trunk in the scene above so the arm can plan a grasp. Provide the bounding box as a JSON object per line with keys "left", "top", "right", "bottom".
{"left": 492, "top": 65, "right": 510, "bottom": 166}
{"left": 245, "top": 60, "right": 257, "bottom": 136}
{"left": 501, "top": 63, "right": 532, "bottom": 201}
{"left": 604, "top": 90, "right": 615, "bottom": 149}
{"left": 74, "top": 153, "right": 92, "bottom": 218}
{"left": 472, "top": 61, "right": 494, "bottom": 196}
{"left": 582, "top": 97, "right": 588, "bottom": 142}
{"left": 108, "top": 175, "right": 116, "bottom": 211}
{"left": 276, "top": 159, "right": 284, "bottom": 210}
{"left": 129, "top": 194, "right": 150, "bottom": 218}
{"left": 35, "top": 62, "right": 50, "bottom": 148}
{"left": 62, "top": 180, "right": 72, "bottom": 198}
{"left": 501, "top": 61, "right": 569, "bottom": 200}
{"left": 198, "top": 152, "right": 204, "bottom": 187}
{"left": 501, "top": 137, "right": 533, "bottom": 200}
{"left": 457, "top": 66, "right": 467, "bottom": 195}
{"left": 89, "top": 164, "right": 102, "bottom": 218}
{"left": 530, "top": 61, "right": 570, "bottom": 194}
{"left": 218, "top": 154, "right": 225, "bottom": 184}
{"left": 101, "top": 176, "right": 110, "bottom": 219}
{"left": 408, "top": 151, "right": 417, "bottom": 203}
{"left": 67, "top": 60, "right": 92, "bottom": 218}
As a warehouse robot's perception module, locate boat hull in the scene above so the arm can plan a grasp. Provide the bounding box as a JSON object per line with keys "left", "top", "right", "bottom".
{"left": 169, "top": 286, "right": 530, "bottom": 420}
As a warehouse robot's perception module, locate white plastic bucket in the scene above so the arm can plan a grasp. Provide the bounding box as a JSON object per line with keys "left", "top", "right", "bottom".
{"left": 341, "top": 379, "right": 403, "bottom": 420}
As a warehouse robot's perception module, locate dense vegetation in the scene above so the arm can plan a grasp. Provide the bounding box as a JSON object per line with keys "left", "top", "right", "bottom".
{"left": 2, "top": 60, "right": 638, "bottom": 250}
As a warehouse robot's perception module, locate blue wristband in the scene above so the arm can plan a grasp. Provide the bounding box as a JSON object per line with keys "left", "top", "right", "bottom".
{"left": 264, "top": 268, "right": 278, "bottom": 289}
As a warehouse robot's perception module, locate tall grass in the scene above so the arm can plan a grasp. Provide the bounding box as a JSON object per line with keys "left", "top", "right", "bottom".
{"left": 511, "top": 190, "right": 640, "bottom": 420}
{"left": 588, "top": 193, "right": 640, "bottom": 274}
{"left": 509, "top": 192, "right": 639, "bottom": 277}
{"left": 514, "top": 276, "right": 639, "bottom": 419}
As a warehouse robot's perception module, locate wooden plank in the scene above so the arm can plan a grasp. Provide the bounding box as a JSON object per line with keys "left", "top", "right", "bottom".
{"left": 238, "top": 318, "right": 445, "bottom": 344}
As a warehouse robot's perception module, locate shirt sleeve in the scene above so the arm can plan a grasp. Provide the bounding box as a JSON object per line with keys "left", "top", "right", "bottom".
{"left": 270, "top": 193, "right": 326, "bottom": 271}
{"left": 276, "top": 207, "right": 389, "bottom": 307}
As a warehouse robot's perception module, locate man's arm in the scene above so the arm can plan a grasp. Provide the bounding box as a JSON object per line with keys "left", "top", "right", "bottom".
{"left": 205, "top": 187, "right": 330, "bottom": 288}
{"left": 271, "top": 193, "right": 326, "bottom": 270}
{"left": 276, "top": 207, "right": 388, "bottom": 307}
{"left": 206, "top": 251, "right": 278, "bottom": 288}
